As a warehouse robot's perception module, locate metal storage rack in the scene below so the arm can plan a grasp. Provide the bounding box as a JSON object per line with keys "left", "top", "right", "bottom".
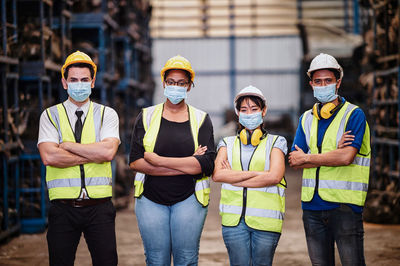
{"left": 358, "top": 0, "right": 400, "bottom": 223}
{"left": 16, "top": 0, "right": 69, "bottom": 233}
{"left": 365, "top": 2, "right": 400, "bottom": 191}
{"left": 70, "top": 1, "right": 119, "bottom": 105}
{"left": 1, "top": 0, "right": 154, "bottom": 238}
{"left": 0, "top": 0, "right": 21, "bottom": 242}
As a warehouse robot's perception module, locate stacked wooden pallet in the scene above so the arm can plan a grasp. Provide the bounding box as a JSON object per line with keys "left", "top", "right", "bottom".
{"left": 358, "top": 0, "right": 400, "bottom": 224}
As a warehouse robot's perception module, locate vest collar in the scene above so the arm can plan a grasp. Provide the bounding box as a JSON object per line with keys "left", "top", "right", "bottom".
{"left": 64, "top": 99, "right": 91, "bottom": 117}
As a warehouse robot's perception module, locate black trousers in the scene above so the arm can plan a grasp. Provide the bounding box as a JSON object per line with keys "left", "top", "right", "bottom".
{"left": 46, "top": 200, "right": 118, "bottom": 266}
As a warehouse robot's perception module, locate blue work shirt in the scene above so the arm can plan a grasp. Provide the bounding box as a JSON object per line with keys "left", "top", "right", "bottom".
{"left": 291, "top": 97, "right": 367, "bottom": 213}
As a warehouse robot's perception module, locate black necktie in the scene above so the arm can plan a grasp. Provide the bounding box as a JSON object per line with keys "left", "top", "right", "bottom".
{"left": 75, "top": 110, "right": 84, "bottom": 143}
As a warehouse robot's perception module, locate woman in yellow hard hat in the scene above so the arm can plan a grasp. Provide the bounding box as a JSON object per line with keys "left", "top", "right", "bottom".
{"left": 212, "top": 85, "right": 287, "bottom": 266}
{"left": 129, "top": 55, "right": 215, "bottom": 265}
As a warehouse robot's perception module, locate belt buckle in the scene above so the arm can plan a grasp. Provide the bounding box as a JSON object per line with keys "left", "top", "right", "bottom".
{"left": 73, "top": 199, "right": 84, "bottom": 207}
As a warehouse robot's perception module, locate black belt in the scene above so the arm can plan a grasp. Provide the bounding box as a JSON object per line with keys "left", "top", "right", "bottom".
{"left": 54, "top": 198, "right": 110, "bottom": 207}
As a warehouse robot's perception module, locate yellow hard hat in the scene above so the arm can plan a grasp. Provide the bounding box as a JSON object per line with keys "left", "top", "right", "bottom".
{"left": 61, "top": 51, "right": 97, "bottom": 80}
{"left": 160, "top": 55, "right": 195, "bottom": 83}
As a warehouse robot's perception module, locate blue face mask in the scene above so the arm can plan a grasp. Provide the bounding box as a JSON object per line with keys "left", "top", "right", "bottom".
{"left": 164, "top": 85, "right": 187, "bottom": 105}
{"left": 239, "top": 112, "right": 263, "bottom": 130}
{"left": 313, "top": 83, "right": 338, "bottom": 103}
{"left": 67, "top": 82, "right": 92, "bottom": 102}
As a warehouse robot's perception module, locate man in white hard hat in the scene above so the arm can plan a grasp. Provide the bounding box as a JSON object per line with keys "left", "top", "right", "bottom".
{"left": 288, "top": 53, "right": 371, "bottom": 265}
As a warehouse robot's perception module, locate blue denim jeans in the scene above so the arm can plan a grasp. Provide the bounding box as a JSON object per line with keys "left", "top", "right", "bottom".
{"left": 135, "top": 194, "right": 208, "bottom": 266}
{"left": 302, "top": 206, "right": 366, "bottom": 266}
{"left": 222, "top": 219, "right": 281, "bottom": 266}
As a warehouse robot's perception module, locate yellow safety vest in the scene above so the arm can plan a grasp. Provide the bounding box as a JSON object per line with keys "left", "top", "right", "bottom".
{"left": 301, "top": 101, "right": 371, "bottom": 206}
{"left": 133, "top": 103, "right": 211, "bottom": 207}
{"left": 46, "top": 102, "right": 112, "bottom": 200}
{"left": 220, "top": 135, "right": 286, "bottom": 233}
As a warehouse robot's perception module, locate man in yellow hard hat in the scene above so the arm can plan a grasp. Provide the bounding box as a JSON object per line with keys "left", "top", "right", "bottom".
{"left": 289, "top": 53, "right": 370, "bottom": 265}
{"left": 38, "top": 51, "right": 120, "bottom": 266}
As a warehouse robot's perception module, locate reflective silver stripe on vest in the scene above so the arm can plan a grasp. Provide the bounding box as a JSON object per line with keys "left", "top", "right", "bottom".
{"left": 92, "top": 102, "right": 103, "bottom": 142}
{"left": 47, "top": 176, "right": 111, "bottom": 189}
{"left": 222, "top": 183, "right": 285, "bottom": 197}
{"left": 220, "top": 204, "right": 284, "bottom": 220}
{"left": 352, "top": 156, "right": 370, "bottom": 167}
{"left": 319, "top": 179, "right": 368, "bottom": 192}
{"left": 222, "top": 183, "right": 240, "bottom": 191}
{"left": 302, "top": 111, "right": 313, "bottom": 149}
{"left": 248, "top": 186, "right": 286, "bottom": 198}
{"left": 246, "top": 206, "right": 284, "bottom": 220}
{"left": 225, "top": 136, "right": 236, "bottom": 167}
{"left": 193, "top": 108, "right": 206, "bottom": 128}
{"left": 144, "top": 105, "right": 157, "bottom": 130}
{"left": 85, "top": 176, "right": 112, "bottom": 186}
{"left": 336, "top": 103, "right": 357, "bottom": 147}
{"left": 263, "top": 135, "right": 276, "bottom": 171}
{"left": 135, "top": 172, "right": 145, "bottom": 181}
{"left": 302, "top": 178, "right": 316, "bottom": 188}
{"left": 195, "top": 178, "right": 209, "bottom": 191}
{"left": 48, "top": 105, "right": 62, "bottom": 142}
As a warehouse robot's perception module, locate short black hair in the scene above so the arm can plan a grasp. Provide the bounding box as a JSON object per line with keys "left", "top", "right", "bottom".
{"left": 235, "top": 95, "right": 265, "bottom": 113}
{"left": 164, "top": 69, "right": 193, "bottom": 86}
{"left": 64, "top": 63, "right": 95, "bottom": 79}
{"left": 310, "top": 68, "right": 341, "bottom": 81}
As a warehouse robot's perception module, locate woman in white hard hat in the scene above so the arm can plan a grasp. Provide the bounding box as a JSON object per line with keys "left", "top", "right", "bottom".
{"left": 129, "top": 55, "right": 215, "bottom": 265}
{"left": 213, "top": 85, "right": 287, "bottom": 266}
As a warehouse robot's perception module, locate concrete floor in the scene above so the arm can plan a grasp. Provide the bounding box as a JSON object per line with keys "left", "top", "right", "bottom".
{"left": 1, "top": 167, "right": 400, "bottom": 265}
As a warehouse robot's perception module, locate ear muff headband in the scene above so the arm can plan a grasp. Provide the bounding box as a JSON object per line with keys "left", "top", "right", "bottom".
{"left": 312, "top": 99, "right": 344, "bottom": 120}
{"left": 239, "top": 128, "right": 263, "bottom": 146}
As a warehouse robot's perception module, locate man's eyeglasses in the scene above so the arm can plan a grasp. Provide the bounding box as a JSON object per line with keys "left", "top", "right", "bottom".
{"left": 165, "top": 79, "right": 189, "bottom": 87}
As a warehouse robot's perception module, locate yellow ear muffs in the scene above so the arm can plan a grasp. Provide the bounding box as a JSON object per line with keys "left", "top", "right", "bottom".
{"left": 239, "top": 128, "right": 263, "bottom": 146}
{"left": 239, "top": 129, "right": 250, "bottom": 145}
{"left": 250, "top": 128, "right": 263, "bottom": 146}
{"left": 313, "top": 101, "right": 343, "bottom": 120}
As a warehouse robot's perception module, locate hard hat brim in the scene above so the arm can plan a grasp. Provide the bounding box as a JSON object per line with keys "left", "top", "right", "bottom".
{"left": 160, "top": 67, "right": 195, "bottom": 82}
{"left": 61, "top": 60, "right": 97, "bottom": 80}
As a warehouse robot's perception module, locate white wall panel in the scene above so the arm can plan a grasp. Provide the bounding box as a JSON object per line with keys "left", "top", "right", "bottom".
{"left": 235, "top": 37, "right": 302, "bottom": 70}
{"left": 236, "top": 74, "right": 300, "bottom": 111}
{"left": 152, "top": 39, "right": 230, "bottom": 72}
{"left": 152, "top": 36, "right": 302, "bottom": 130}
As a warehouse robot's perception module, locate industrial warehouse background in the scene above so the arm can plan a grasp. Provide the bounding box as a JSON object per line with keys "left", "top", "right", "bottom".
{"left": 1, "top": 0, "right": 400, "bottom": 265}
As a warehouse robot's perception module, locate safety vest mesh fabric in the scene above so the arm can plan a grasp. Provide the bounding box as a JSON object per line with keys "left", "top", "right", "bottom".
{"left": 45, "top": 102, "right": 112, "bottom": 200}
{"left": 133, "top": 103, "right": 211, "bottom": 207}
{"left": 219, "top": 135, "right": 286, "bottom": 233}
{"left": 301, "top": 101, "right": 371, "bottom": 206}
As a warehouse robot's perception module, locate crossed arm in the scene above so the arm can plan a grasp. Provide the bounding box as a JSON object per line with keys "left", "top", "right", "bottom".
{"left": 212, "top": 146, "right": 285, "bottom": 188}
{"left": 38, "top": 137, "right": 119, "bottom": 167}
{"left": 288, "top": 130, "right": 357, "bottom": 169}
{"left": 129, "top": 145, "right": 207, "bottom": 176}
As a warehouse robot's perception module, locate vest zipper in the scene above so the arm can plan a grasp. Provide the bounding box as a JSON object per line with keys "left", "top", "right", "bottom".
{"left": 313, "top": 145, "right": 322, "bottom": 198}
{"left": 240, "top": 188, "right": 247, "bottom": 219}
{"left": 239, "top": 140, "right": 258, "bottom": 221}
{"left": 62, "top": 103, "right": 88, "bottom": 198}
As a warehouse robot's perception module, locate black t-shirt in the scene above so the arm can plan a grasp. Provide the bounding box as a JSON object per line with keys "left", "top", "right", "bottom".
{"left": 129, "top": 109, "right": 215, "bottom": 205}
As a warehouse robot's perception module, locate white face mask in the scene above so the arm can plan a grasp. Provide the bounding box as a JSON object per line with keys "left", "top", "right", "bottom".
{"left": 67, "top": 82, "right": 92, "bottom": 102}
{"left": 164, "top": 85, "right": 187, "bottom": 104}
{"left": 239, "top": 112, "right": 263, "bottom": 130}
{"left": 313, "top": 83, "right": 338, "bottom": 103}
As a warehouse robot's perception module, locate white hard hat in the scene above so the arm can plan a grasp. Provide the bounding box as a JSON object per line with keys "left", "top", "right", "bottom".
{"left": 234, "top": 85, "right": 267, "bottom": 115}
{"left": 307, "top": 53, "right": 343, "bottom": 80}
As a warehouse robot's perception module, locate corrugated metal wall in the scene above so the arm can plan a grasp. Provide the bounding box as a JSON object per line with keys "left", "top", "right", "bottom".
{"left": 152, "top": 36, "right": 302, "bottom": 129}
